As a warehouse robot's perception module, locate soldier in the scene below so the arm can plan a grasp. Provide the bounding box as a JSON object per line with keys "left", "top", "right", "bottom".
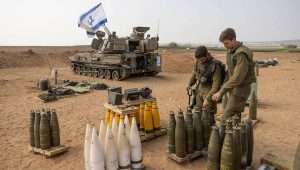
{"left": 212, "top": 28, "right": 256, "bottom": 123}
{"left": 188, "top": 46, "right": 223, "bottom": 123}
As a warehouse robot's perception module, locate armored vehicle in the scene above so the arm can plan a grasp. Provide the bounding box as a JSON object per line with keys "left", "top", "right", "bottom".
{"left": 69, "top": 26, "right": 161, "bottom": 80}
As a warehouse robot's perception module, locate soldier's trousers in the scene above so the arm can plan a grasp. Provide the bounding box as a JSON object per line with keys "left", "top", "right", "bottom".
{"left": 193, "top": 92, "right": 217, "bottom": 125}
{"left": 221, "top": 84, "right": 251, "bottom": 124}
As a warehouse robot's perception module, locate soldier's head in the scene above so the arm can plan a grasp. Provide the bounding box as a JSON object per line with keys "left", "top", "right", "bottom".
{"left": 195, "top": 46, "right": 210, "bottom": 63}
{"left": 219, "top": 28, "right": 237, "bottom": 49}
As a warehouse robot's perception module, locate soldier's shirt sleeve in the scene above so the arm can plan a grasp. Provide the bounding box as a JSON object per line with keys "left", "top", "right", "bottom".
{"left": 188, "top": 63, "right": 197, "bottom": 86}
{"left": 219, "top": 53, "right": 249, "bottom": 95}
{"left": 206, "top": 64, "right": 222, "bottom": 101}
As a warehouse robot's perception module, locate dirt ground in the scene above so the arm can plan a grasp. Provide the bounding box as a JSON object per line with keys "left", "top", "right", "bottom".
{"left": 1, "top": 46, "right": 300, "bottom": 170}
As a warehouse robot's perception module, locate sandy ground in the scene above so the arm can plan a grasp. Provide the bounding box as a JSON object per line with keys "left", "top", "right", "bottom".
{"left": 1, "top": 47, "right": 300, "bottom": 170}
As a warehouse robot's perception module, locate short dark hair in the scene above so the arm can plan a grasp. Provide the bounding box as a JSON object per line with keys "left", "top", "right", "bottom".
{"left": 195, "top": 46, "right": 208, "bottom": 59}
{"left": 219, "top": 28, "right": 236, "bottom": 42}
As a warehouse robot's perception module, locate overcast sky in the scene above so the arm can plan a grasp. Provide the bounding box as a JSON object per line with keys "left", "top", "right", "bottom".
{"left": 0, "top": 0, "right": 299, "bottom": 46}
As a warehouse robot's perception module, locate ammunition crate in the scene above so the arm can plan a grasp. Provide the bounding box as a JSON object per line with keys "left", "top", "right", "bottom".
{"left": 103, "top": 97, "right": 167, "bottom": 142}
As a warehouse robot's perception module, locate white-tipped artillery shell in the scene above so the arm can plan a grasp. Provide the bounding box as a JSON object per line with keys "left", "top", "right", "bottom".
{"left": 84, "top": 124, "right": 92, "bottom": 170}
{"left": 104, "top": 128, "right": 119, "bottom": 170}
{"left": 130, "top": 118, "right": 144, "bottom": 169}
{"left": 90, "top": 127, "right": 105, "bottom": 170}
{"left": 117, "top": 122, "right": 131, "bottom": 170}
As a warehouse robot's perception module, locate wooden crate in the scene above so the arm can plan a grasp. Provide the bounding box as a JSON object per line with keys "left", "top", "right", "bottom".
{"left": 123, "top": 98, "right": 156, "bottom": 106}
{"left": 168, "top": 150, "right": 205, "bottom": 164}
{"left": 104, "top": 102, "right": 138, "bottom": 115}
{"left": 140, "top": 128, "right": 167, "bottom": 142}
{"left": 29, "top": 145, "right": 69, "bottom": 158}
{"left": 104, "top": 98, "right": 166, "bottom": 142}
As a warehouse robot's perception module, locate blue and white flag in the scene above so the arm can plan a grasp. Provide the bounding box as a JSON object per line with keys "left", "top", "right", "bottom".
{"left": 78, "top": 3, "right": 108, "bottom": 36}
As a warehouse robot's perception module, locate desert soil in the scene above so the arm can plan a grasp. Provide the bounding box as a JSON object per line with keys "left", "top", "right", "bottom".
{"left": 1, "top": 46, "right": 300, "bottom": 170}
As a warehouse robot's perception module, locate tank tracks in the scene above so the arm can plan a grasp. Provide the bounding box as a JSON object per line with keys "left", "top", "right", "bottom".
{"left": 71, "top": 63, "right": 159, "bottom": 81}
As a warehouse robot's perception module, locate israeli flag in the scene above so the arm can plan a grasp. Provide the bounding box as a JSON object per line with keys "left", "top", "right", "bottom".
{"left": 78, "top": 3, "right": 108, "bottom": 34}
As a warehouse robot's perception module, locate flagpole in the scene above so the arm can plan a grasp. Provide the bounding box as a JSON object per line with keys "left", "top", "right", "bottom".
{"left": 103, "top": 25, "right": 111, "bottom": 36}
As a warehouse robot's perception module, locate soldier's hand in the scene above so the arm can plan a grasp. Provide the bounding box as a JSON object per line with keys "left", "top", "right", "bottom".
{"left": 212, "top": 92, "right": 222, "bottom": 102}
{"left": 187, "top": 85, "right": 192, "bottom": 90}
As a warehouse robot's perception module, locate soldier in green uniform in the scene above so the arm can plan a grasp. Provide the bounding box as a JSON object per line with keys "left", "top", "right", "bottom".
{"left": 212, "top": 28, "right": 256, "bottom": 123}
{"left": 188, "top": 46, "right": 223, "bottom": 123}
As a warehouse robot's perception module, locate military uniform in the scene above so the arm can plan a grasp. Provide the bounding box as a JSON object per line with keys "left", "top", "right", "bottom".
{"left": 219, "top": 42, "right": 256, "bottom": 122}
{"left": 189, "top": 56, "right": 223, "bottom": 118}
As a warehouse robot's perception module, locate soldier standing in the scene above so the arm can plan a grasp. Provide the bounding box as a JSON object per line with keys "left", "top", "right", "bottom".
{"left": 188, "top": 46, "right": 223, "bottom": 124}
{"left": 212, "top": 28, "right": 256, "bottom": 123}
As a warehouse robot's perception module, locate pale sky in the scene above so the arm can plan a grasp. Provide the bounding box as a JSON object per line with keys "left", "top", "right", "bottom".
{"left": 0, "top": 0, "right": 299, "bottom": 46}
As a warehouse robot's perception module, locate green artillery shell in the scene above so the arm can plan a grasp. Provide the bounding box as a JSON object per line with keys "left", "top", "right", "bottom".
{"left": 193, "top": 111, "right": 203, "bottom": 151}
{"left": 219, "top": 122, "right": 226, "bottom": 146}
{"left": 185, "top": 113, "right": 194, "bottom": 154}
{"left": 240, "top": 122, "right": 247, "bottom": 167}
{"left": 220, "top": 131, "right": 234, "bottom": 170}
{"left": 233, "top": 127, "right": 242, "bottom": 170}
{"left": 46, "top": 109, "right": 52, "bottom": 146}
{"left": 168, "top": 112, "right": 176, "bottom": 153}
{"left": 46, "top": 109, "right": 51, "bottom": 121}
{"left": 34, "top": 111, "right": 41, "bottom": 148}
{"left": 197, "top": 110, "right": 203, "bottom": 122}
{"left": 175, "top": 112, "right": 186, "bottom": 158}
{"left": 207, "top": 126, "right": 221, "bottom": 170}
{"left": 201, "top": 110, "right": 211, "bottom": 148}
{"left": 29, "top": 110, "right": 35, "bottom": 147}
{"left": 249, "top": 92, "right": 257, "bottom": 120}
{"left": 50, "top": 109, "right": 60, "bottom": 147}
{"left": 245, "top": 119, "right": 254, "bottom": 166}
{"left": 40, "top": 113, "right": 51, "bottom": 149}
{"left": 293, "top": 141, "right": 300, "bottom": 170}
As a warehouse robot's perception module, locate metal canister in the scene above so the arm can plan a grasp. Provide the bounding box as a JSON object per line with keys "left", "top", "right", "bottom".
{"left": 233, "top": 126, "right": 242, "bottom": 170}
{"left": 185, "top": 113, "right": 194, "bottom": 154}
{"left": 34, "top": 111, "right": 41, "bottom": 148}
{"left": 168, "top": 111, "right": 176, "bottom": 153}
{"left": 201, "top": 110, "right": 211, "bottom": 148}
{"left": 220, "top": 130, "right": 235, "bottom": 170}
{"left": 139, "top": 103, "right": 144, "bottom": 130}
{"left": 40, "top": 112, "right": 51, "bottom": 149}
{"left": 249, "top": 92, "right": 257, "bottom": 120}
{"left": 50, "top": 109, "right": 60, "bottom": 147}
{"left": 144, "top": 102, "right": 154, "bottom": 133}
{"left": 245, "top": 119, "right": 253, "bottom": 166}
{"left": 175, "top": 110, "right": 186, "bottom": 158}
{"left": 46, "top": 109, "right": 52, "bottom": 146}
{"left": 207, "top": 126, "right": 221, "bottom": 170}
{"left": 193, "top": 110, "right": 203, "bottom": 151}
{"left": 240, "top": 122, "right": 247, "bottom": 167}
{"left": 29, "top": 110, "right": 35, "bottom": 147}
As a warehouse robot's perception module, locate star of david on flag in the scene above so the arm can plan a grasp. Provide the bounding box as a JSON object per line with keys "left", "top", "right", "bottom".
{"left": 78, "top": 3, "right": 107, "bottom": 37}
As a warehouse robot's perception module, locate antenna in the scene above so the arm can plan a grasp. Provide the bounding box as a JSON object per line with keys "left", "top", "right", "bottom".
{"left": 156, "top": 19, "right": 160, "bottom": 38}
